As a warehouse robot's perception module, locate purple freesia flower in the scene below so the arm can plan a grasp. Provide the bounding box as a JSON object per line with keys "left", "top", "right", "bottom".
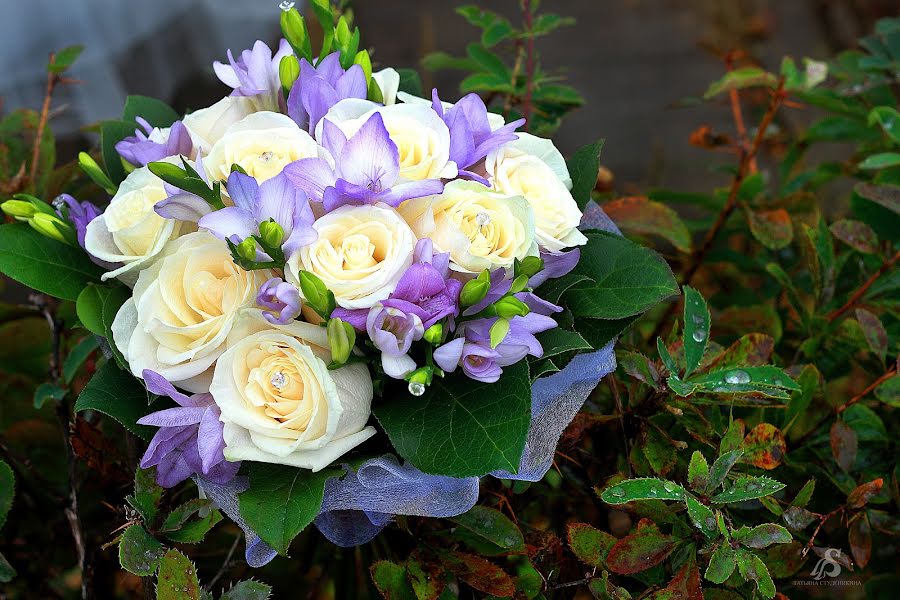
{"left": 198, "top": 171, "right": 316, "bottom": 260}
{"left": 367, "top": 304, "right": 424, "bottom": 379}
{"left": 284, "top": 113, "right": 444, "bottom": 212}
{"left": 430, "top": 89, "right": 524, "bottom": 183}
{"left": 287, "top": 52, "right": 368, "bottom": 134}
{"left": 115, "top": 118, "right": 193, "bottom": 167}
{"left": 137, "top": 370, "right": 238, "bottom": 488}
{"left": 215, "top": 39, "right": 292, "bottom": 99}
{"left": 257, "top": 277, "right": 302, "bottom": 325}
{"left": 53, "top": 194, "right": 100, "bottom": 249}
{"left": 528, "top": 248, "right": 581, "bottom": 288}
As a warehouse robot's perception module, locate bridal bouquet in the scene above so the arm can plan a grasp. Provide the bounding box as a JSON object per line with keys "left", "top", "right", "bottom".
{"left": 0, "top": 3, "right": 677, "bottom": 565}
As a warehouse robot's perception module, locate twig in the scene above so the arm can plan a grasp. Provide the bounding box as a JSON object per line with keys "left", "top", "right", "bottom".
{"left": 648, "top": 77, "right": 786, "bottom": 341}
{"left": 606, "top": 375, "right": 632, "bottom": 477}
{"left": 826, "top": 250, "right": 900, "bottom": 322}
{"left": 207, "top": 532, "right": 242, "bottom": 590}
{"left": 519, "top": 0, "right": 535, "bottom": 130}
{"left": 30, "top": 52, "right": 60, "bottom": 188}
{"left": 802, "top": 506, "right": 845, "bottom": 556}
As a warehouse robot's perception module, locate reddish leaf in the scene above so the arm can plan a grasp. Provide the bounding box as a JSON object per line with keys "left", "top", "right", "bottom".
{"left": 830, "top": 420, "right": 858, "bottom": 472}
{"left": 567, "top": 522, "right": 616, "bottom": 568}
{"left": 830, "top": 219, "right": 879, "bottom": 254}
{"left": 708, "top": 334, "right": 775, "bottom": 369}
{"left": 606, "top": 519, "right": 677, "bottom": 575}
{"left": 747, "top": 208, "right": 793, "bottom": 250}
{"left": 855, "top": 308, "right": 888, "bottom": 361}
{"left": 647, "top": 557, "right": 703, "bottom": 600}
{"left": 406, "top": 552, "right": 445, "bottom": 600}
{"left": 849, "top": 516, "right": 872, "bottom": 568}
{"left": 70, "top": 417, "right": 128, "bottom": 482}
{"left": 847, "top": 478, "right": 883, "bottom": 509}
{"left": 440, "top": 551, "right": 515, "bottom": 597}
{"left": 743, "top": 423, "right": 787, "bottom": 470}
{"left": 688, "top": 125, "right": 732, "bottom": 148}
{"left": 601, "top": 196, "right": 692, "bottom": 253}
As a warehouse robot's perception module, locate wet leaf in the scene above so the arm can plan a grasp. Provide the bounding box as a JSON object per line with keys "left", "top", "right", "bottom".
{"left": 706, "top": 450, "right": 744, "bottom": 493}
{"left": 847, "top": 478, "right": 883, "bottom": 508}
{"left": 874, "top": 374, "right": 900, "bottom": 407}
{"left": 682, "top": 286, "right": 710, "bottom": 378}
{"left": 732, "top": 524, "right": 792, "bottom": 548}
{"left": 156, "top": 549, "right": 200, "bottom": 600}
{"left": 711, "top": 476, "right": 786, "bottom": 503}
{"left": 618, "top": 350, "right": 661, "bottom": 390}
{"left": 782, "top": 506, "right": 817, "bottom": 531}
{"left": 854, "top": 182, "right": 900, "bottom": 213}
{"left": 735, "top": 549, "right": 776, "bottom": 599}
{"left": 450, "top": 506, "right": 524, "bottom": 551}
{"left": 118, "top": 524, "right": 165, "bottom": 576}
{"left": 606, "top": 519, "right": 677, "bottom": 575}
{"left": 792, "top": 479, "right": 816, "bottom": 507}
{"left": 648, "top": 557, "right": 702, "bottom": 600}
{"left": 747, "top": 208, "right": 794, "bottom": 250}
{"left": 406, "top": 553, "right": 445, "bottom": 600}
{"left": 708, "top": 334, "right": 775, "bottom": 370}
{"left": 602, "top": 196, "right": 692, "bottom": 253}
{"left": 830, "top": 219, "right": 879, "bottom": 253}
{"left": 743, "top": 423, "right": 787, "bottom": 470}
{"left": 567, "top": 522, "right": 616, "bottom": 568}
{"left": 600, "top": 477, "right": 685, "bottom": 504}
{"left": 370, "top": 561, "right": 416, "bottom": 600}
{"left": 685, "top": 494, "right": 717, "bottom": 537}
{"left": 687, "top": 451, "right": 709, "bottom": 491}
{"left": 830, "top": 420, "right": 858, "bottom": 472}
{"left": 849, "top": 516, "right": 872, "bottom": 568}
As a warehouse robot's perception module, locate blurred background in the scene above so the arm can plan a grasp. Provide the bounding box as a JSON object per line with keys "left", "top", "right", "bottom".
{"left": 0, "top": 0, "right": 896, "bottom": 307}
{"left": 2, "top": 0, "right": 898, "bottom": 195}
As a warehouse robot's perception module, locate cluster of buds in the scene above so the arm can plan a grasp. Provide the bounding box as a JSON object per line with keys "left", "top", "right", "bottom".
{"left": 1, "top": 194, "right": 77, "bottom": 246}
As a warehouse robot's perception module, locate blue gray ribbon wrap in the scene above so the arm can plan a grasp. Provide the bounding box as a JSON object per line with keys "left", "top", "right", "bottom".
{"left": 199, "top": 201, "right": 620, "bottom": 558}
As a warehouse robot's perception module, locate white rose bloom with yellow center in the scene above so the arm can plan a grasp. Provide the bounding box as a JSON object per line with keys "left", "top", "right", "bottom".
{"left": 203, "top": 111, "right": 323, "bottom": 186}
{"left": 84, "top": 157, "right": 191, "bottom": 286}
{"left": 399, "top": 179, "right": 536, "bottom": 274}
{"left": 485, "top": 132, "right": 585, "bottom": 252}
{"left": 211, "top": 312, "right": 375, "bottom": 471}
{"left": 182, "top": 95, "right": 259, "bottom": 154}
{"left": 111, "top": 231, "right": 272, "bottom": 393}
{"left": 286, "top": 204, "right": 416, "bottom": 310}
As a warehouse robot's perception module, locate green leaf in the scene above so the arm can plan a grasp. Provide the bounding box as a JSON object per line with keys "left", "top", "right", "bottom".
{"left": 156, "top": 549, "right": 200, "bottom": 600}
{"left": 567, "top": 141, "right": 604, "bottom": 210}
{"left": 74, "top": 361, "right": 154, "bottom": 440}
{"left": 49, "top": 45, "right": 84, "bottom": 73}
{"left": 63, "top": 335, "right": 99, "bottom": 384}
{"left": 219, "top": 580, "right": 273, "bottom": 600}
{"left": 562, "top": 231, "right": 679, "bottom": 320}
{"left": 0, "top": 552, "right": 15, "bottom": 583}
{"left": 126, "top": 466, "right": 164, "bottom": 524}
{"left": 874, "top": 374, "right": 900, "bottom": 407}
{"left": 164, "top": 509, "right": 222, "bottom": 544}
{"left": 711, "top": 476, "right": 786, "bottom": 503}
{"left": 706, "top": 450, "right": 743, "bottom": 492}
{"left": 859, "top": 152, "right": 900, "bottom": 170}
{"left": 735, "top": 549, "right": 776, "bottom": 599}
{"left": 76, "top": 284, "right": 130, "bottom": 368}
{"left": 732, "top": 523, "right": 792, "bottom": 548}
{"left": 450, "top": 506, "right": 524, "bottom": 550}
{"left": 617, "top": 350, "right": 661, "bottom": 390}
{"left": 599, "top": 477, "right": 685, "bottom": 504}
{"left": 374, "top": 361, "right": 531, "bottom": 477}
{"left": 605, "top": 520, "right": 676, "bottom": 575}
{"left": 704, "top": 544, "right": 737, "bottom": 584}
{"left": 101, "top": 119, "right": 135, "bottom": 185}
{"left": 567, "top": 522, "right": 616, "bottom": 568}
{"left": 791, "top": 479, "right": 816, "bottom": 507}
{"left": 465, "top": 43, "right": 509, "bottom": 79}
{"left": 682, "top": 286, "right": 710, "bottom": 377}
{"left": 459, "top": 72, "right": 514, "bottom": 94}
{"left": 118, "top": 524, "right": 166, "bottom": 576}
{"left": 370, "top": 561, "right": 416, "bottom": 600}
{"left": 747, "top": 207, "right": 794, "bottom": 250}
{"left": 682, "top": 366, "right": 800, "bottom": 399}
{"left": 534, "top": 328, "right": 592, "bottom": 358}
{"left": 601, "top": 196, "right": 692, "bottom": 253}
{"left": 657, "top": 338, "right": 679, "bottom": 375}
{"left": 238, "top": 463, "right": 338, "bottom": 555}
{"left": 0, "top": 224, "right": 103, "bottom": 301}
{"left": 685, "top": 494, "right": 717, "bottom": 537}
{"left": 0, "top": 460, "right": 13, "bottom": 531}
{"left": 704, "top": 67, "right": 777, "bottom": 98}
{"left": 868, "top": 106, "right": 900, "bottom": 143}
{"left": 687, "top": 451, "right": 709, "bottom": 491}
{"left": 33, "top": 382, "right": 66, "bottom": 409}
{"left": 396, "top": 68, "right": 423, "bottom": 96}
{"left": 122, "top": 95, "right": 179, "bottom": 128}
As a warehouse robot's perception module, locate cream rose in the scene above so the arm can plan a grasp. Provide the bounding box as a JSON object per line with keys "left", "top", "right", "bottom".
{"left": 286, "top": 204, "right": 416, "bottom": 310}
{"left": 399, "top": 179, "right": 536, "bottom": 274}
{"left": 485, "top": 133, "right": 586, "bottom": 252}
{"left": 211, "top": 312, "right": 375, "bottom": 471}
{"left": 111, "top": 231, "right": 272, "bottom": 392}
{"left": 203, "top": 111, "right": 322, "bottom": 185}
{"left": 182, "top": 95, "right": 259, "bottom": 154}
{"left": 85, "top": 158, "right": 190, "bottom": 286}
{"left": 318, "top": 100, "right": 457, "bottom": 181}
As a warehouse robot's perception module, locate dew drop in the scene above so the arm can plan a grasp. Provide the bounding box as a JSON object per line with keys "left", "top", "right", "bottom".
{"left": 774, "top": 378, "right": 783, "bottom": 386}
{"left": 270, "top": 370, "right": 287, "bottom": 390}
{"left": 692, "top": 329, "right": 707, "bottom": 342}
{"left": 691, "top": 314, "right": 705, "bottom": 325}
{"left": 278, "top": 0, "right": 296, "bottom": 11}
{"left": 724, "top": 369, "right": 751, "bottom": 385}
{"left": 52, "top": 195, "right": 68, "bottom": 211}
{"left": 746, "top": 481, "right": 760, "bottom": 492}
{"left": 648, "top": 487, "right": 658, "bottom": 496}
{"left": 663, "top": 481, "right": 676, "bottom": 492}
{"left": 476, "top": 211, "right": 491, "bottom": 228}
{"left": 408, "top": 381, "right": 426, "bottom": 397}
{"left": 705, "top": 516, "right": 716, "bottom": 529}
{"left": 609, "top": 486, "right": 626, "bottom": 498}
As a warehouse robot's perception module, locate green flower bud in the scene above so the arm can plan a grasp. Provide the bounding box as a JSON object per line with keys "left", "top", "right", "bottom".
{"left": 353, "top": 50, "right": 372, "bottom": 83}
{"left": 30, "top": 213, "right": 74, "bottom": 245}
{"left": 516, "top": 256, "right": 544, "bottom": 278}
{"left": 494, "top": 296, "right": 530, "bottom": 319}
{"left": 279, "top": 55, "right": 301, "bottom": 93}
{"left": 280, "top": 8, "right": 311, "bottom": 61}
{"left": 423, "top": 323, "right": 444, "bottom": 345}
{"left": 509, "top": 274, "right": 529, "bottom": 294}
{"left": 258, "top": 219, "right": 285, "bottom": 249}
{"left": 335, "top": 16, "right": 352, "bottom": 46}
{"left": 327, "top": 318, "right": 355, "bottom": 366}
{"left": 1, "top": 199, "right": 36, "bottom": 220}
{"left": 489, "top": 318, "right": 510, "bottom": 349}
{"left": 298, "top": 270, "right": 335, "bottom": 317}
{"left": 405, "top": 367, "right": 431, "bottom": 396}
{"left": 460, "top": 278, "right": 490, "bottom": 307}
{"left": 78, "top": 152, "right": 116, "bottom": 195}
{"left": 235, "top": 237, "right": 257, "bottom": 262}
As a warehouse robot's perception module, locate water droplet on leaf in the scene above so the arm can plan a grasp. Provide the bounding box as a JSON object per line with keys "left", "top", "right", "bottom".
{"left": 692, "top": 329, "right": 707, "bottom": 342}
{"left": 724, "top": 369, "right": 751, "bottom": 384}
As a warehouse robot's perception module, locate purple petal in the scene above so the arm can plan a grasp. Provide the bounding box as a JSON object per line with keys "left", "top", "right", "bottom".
{"left": 155, "top": 193, "right": 212, "bottom": 223}
{"left": 331, "top": 307, "right": 369, "bottom": 331}
{"left": 338, "top": 112, "right": 400, "bottom": 190}
{"left": 529, "top": 248, "right": 581, "bottom": 287}
{"left": 198, "top": 206, "right": 256, "bottom": 241}
{"left": 226, "top": 171, "right": 260, "bottom": 213}
{"left": 433, "top": 338, "right": 465, "bottom": 372}
{"left": 283, "top": 158, "right": 336, "bottom": 203}
{"left": 320, "top": 119, "right": 348, "bottom": 160}
{"left": 137, "top": 407, "right": 207, "bottom": 427}
{"left": 197, "top": 407, "right": 225, "bottom": 474}
{"left": 143, "top": 369, "right": 198, "bottom": 407}
{"left": 379, "top": 179, "right": 444, "bottom": 206}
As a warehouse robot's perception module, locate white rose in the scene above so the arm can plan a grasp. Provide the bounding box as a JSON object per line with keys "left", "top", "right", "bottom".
{"left": 85, "top": 157, "right": 190, "bottom": 286}
{"left": 318, "top": 100, "right": 457, "bottom": 181}
{"left": 372, "top": 68, "right": 400, "bottom": 105}
{"left": 111, "top": 231, "right": 272, "bottom": 392}
{"left": 182, "top": 96, "right": 259, "bottom": 154}
{"left": 211, "top": 312, "right": 375, "bottom": 471}
{"left": 286, "top": 204, "right": 416, "bottom": 310}
{"left": 399, "top": 179, "right": 536, "bottom": 274}
{"left": 203, "top": 111, "right": 322, "bottom": 185}
{"left": 485, "top": 133, "right": 586, "bottom": 251}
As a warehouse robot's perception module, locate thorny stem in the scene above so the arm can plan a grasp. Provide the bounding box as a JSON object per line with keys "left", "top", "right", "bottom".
{"left": 30, "top": 53, "right": 60, "bottom": 188}
{"left": 648, "top": 77, "right": 787, "bottom": 342}
{"left": 826, "top": 250, "right": 900, "bottom": 322}
{"left": 519, "top": 0, "right": 535, "bottom": 130}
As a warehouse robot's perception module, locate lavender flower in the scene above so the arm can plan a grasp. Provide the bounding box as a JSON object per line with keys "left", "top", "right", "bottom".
{"left": 214, "top": 39, "right": 292, "bottom": 101}
{"left": 284, "top": 113, "right": 443, "bottom": 212}
{"left": 52, "top": 194, "right": 100, "bottom": 249}
{"left": 287, "top": 52, "right": 368, "bottom": 134}
{"left": 115, "top": 118, "right": 193, "bottom": 167}
{"left": 367, "top": 304, "right": 425, "bottom": 379}
{"left": 527, "top": 248, "right": 581, "bottom": 288}
{"left": 257, "top": 277, "right": 302, "bottom": 325}
{"left": 198, "top": 171, "right": 316, "bottom": 260}
{"left": 137, "top": 370, "right": 238, "bottom": 488}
